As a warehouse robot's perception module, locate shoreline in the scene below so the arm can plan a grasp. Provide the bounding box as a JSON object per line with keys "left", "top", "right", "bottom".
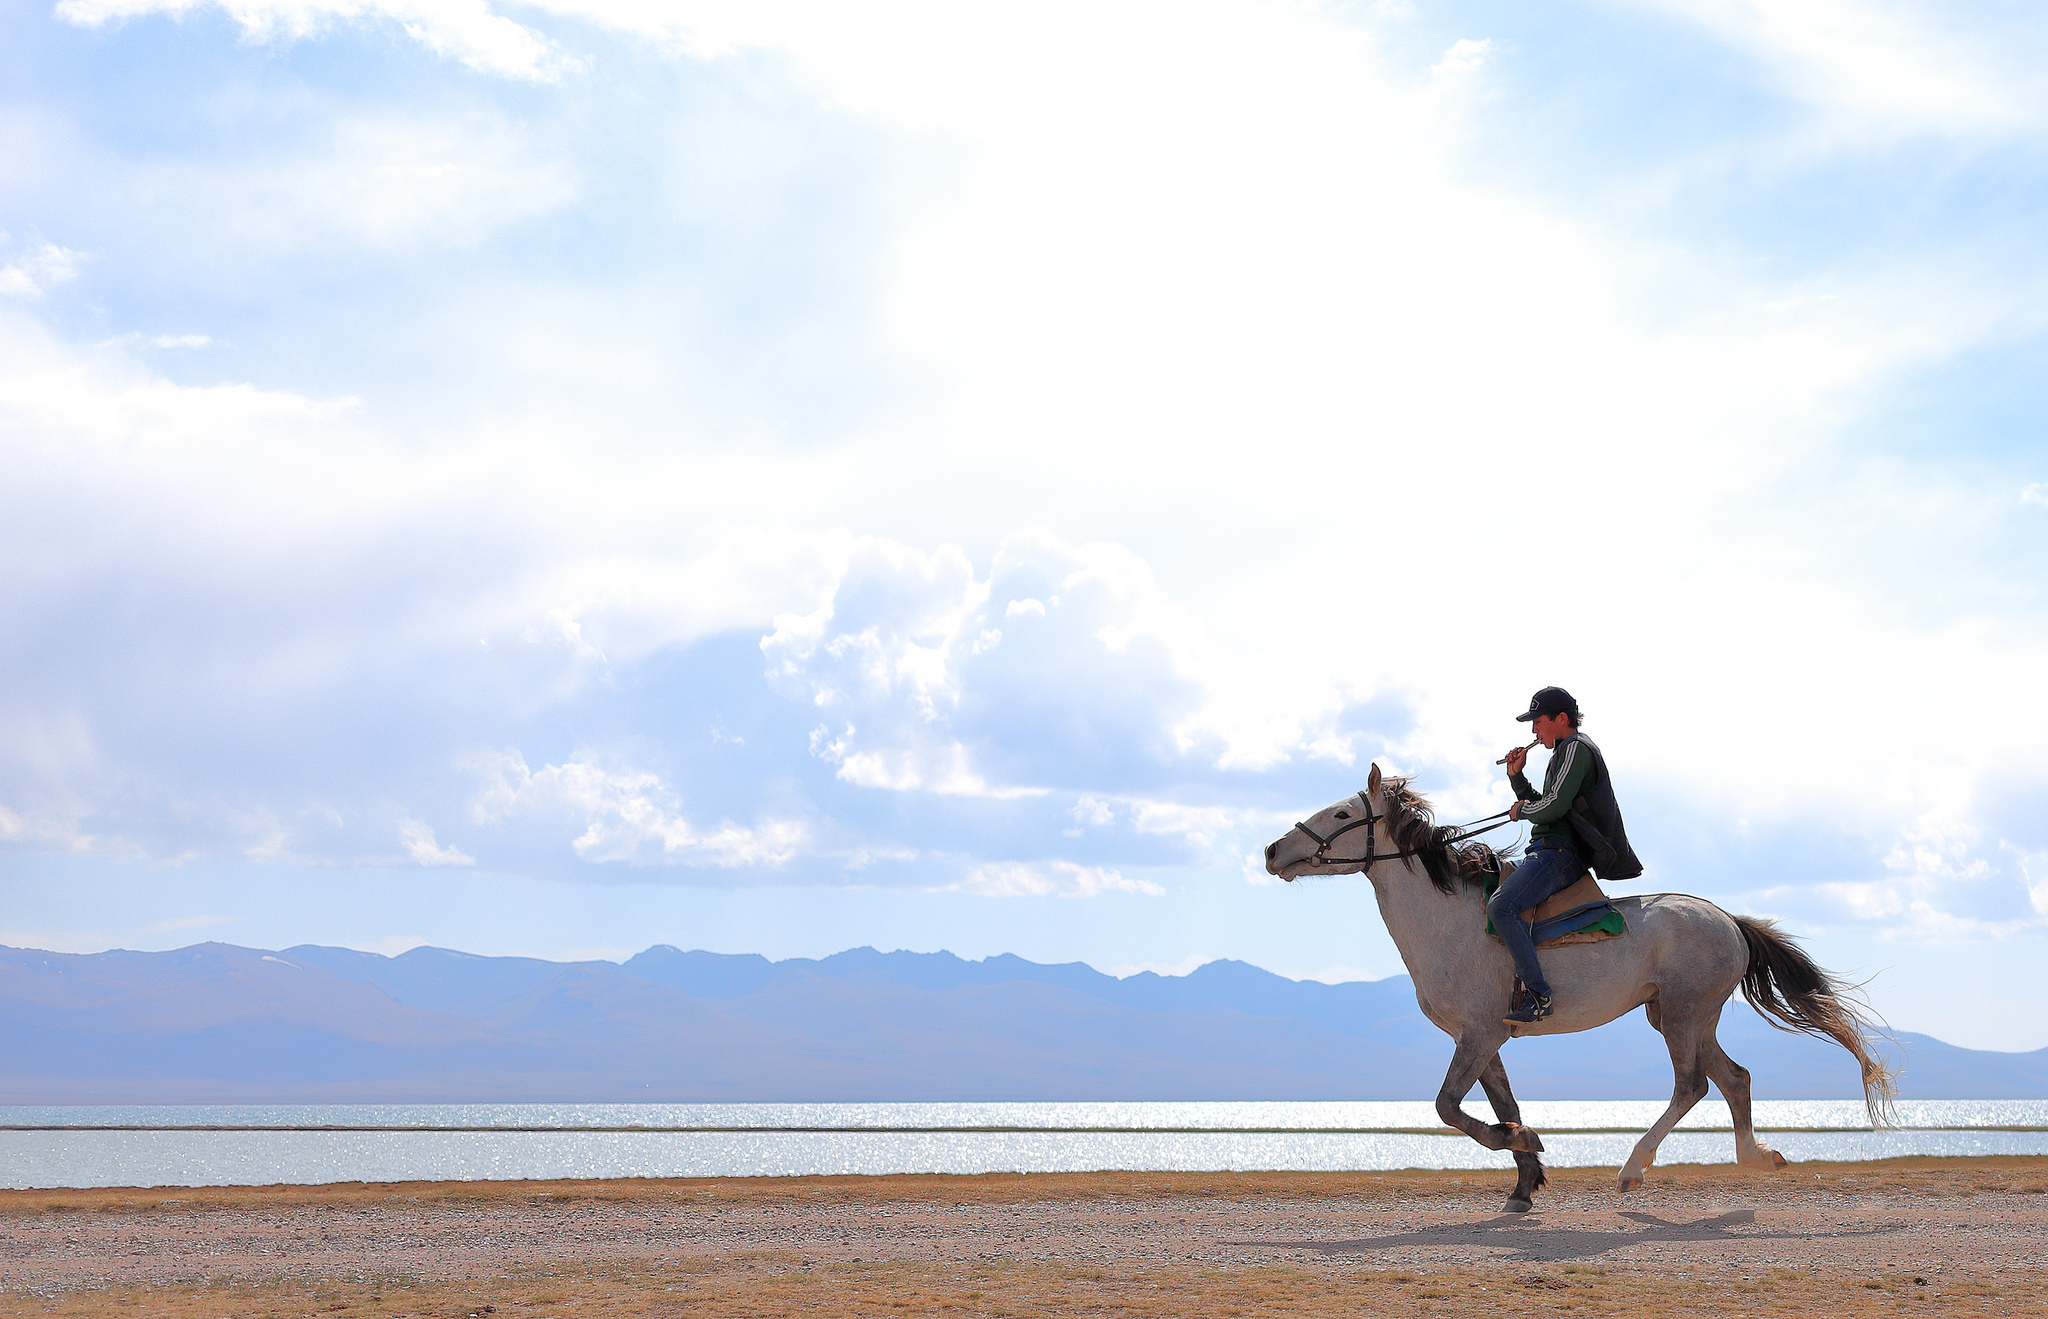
{"left": 8, "top": 1146, "right": 2048, "bottom": 1204}
{"left": 2, "top": 1153, "right": 2046, "bottom": 1208}
{"left": 12, "top": 1122, "right": 2048, "bottom": 1132}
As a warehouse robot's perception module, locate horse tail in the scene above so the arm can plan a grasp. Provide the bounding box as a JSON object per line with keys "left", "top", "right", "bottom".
{"left": 1733, "top": 915, "right": 1898, "bottom": 1128}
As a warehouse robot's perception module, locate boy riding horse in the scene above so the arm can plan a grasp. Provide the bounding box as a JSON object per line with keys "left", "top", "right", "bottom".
{"left": 1495, "top": 686, "right": 1643, "bottom": 1024}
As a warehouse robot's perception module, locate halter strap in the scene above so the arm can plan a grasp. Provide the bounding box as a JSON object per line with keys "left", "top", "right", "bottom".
{"left": 1289, "top": 796, "right": 1515, "bottom": 872}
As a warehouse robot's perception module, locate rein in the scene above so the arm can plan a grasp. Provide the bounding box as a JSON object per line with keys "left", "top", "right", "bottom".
{"left": 1289, "top": 791, "right": 1515, "bottom": 872}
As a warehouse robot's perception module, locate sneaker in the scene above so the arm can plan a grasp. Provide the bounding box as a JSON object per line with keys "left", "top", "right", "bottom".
{"left": 1504, "top": 991, "right": 1554, "bottom": 1025}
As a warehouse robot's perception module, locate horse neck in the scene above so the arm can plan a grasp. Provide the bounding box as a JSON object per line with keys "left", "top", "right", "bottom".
{"left": 1369, "top": 855, "right": 1492, "bottom": 990}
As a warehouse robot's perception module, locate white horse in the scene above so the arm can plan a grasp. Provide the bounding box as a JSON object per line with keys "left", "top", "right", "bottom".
{"left": 1264, "top": 764, "right": 1894, "bottom": 1212}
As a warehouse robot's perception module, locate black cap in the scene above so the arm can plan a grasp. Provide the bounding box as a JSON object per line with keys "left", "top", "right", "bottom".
{"left": 1515, "top": 686, "right": 1580, "bottom": 722}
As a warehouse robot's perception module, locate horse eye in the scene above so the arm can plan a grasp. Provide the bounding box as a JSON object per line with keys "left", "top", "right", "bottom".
{"left": 1334, "top": 810, "right": 1350, "bottom": 819}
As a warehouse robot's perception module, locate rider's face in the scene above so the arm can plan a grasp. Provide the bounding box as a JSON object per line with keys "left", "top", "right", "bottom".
{"left": 1530, "top": 711, "right": 1572, "bottom": 748}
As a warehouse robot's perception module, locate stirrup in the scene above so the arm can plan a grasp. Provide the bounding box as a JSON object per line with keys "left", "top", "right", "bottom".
{"left": 1504, "top": 991, "right": 1553, "bottom": 1025}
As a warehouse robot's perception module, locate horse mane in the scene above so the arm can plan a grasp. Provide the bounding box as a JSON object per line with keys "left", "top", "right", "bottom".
{"left": 1380, "top": 775, "right": 1510, "bottom": 895}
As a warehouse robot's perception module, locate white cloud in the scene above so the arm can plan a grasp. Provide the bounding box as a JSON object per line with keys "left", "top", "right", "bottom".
{"left": 0, "top": 314, "right": 354, "bottom": 443}
{"left": 1069, "top": 795, "right": 1114, "bottom": 828}
{"left": 1882, "top": 797, "right": 1992, "bottom": 888}
{"left": 1122, "top": 798, "right": 1236, "bottom": 851}
{"left": 1430, "top": 36, "right": 1494, "bottom": 81}
{"left": 809, "top": 724, "right": 1040, "bottom": 799}
{"left": 950, "top": 860, "right": 1163, "bottom": 899}
{"left": 71, "top": 331, "right": 210, "bottom": 352}
{"left": 474, "top": 749, "right": 807, "bottom": 867}
{"left": 175, "top": 115, "right": 577, "bottom": 253}
{"left": 56, "top": 0, "right": 569, "bottom": 80}
{"left": 6, "top": 0, "right": 2048, "bottom": 980}
{"left": 2022, "top": 482, "right": 2048, "bottom": 508}
{"left": 1633, "top": 0, "right": 2029, "bottom": 137}
{"left": 0, "top": 310, "right": 853, "bottom": 871}
{"left": 765, "top": 540, "right": 985, "bottom": 718}
{"left": 511, "top": 533, "right": 851, "bottom": 679}
{"left": 399, "top": 818, "right": 475, "bottom": 867}
{"left": 2014, "top": 846, "right": 2048, "bottom": 919}
{"left": 0, "top": 244, "right": 82, "bottom": 299}
{"left": 0, "top": 800, "right": 115, "bottom": 856}
{"left": 764, "top": 532, "right": 1213, "bottom": 798}
{"left": 844, "top": 844, "right": 919, "bottom": 869}
{"left": 47, "top": 0, "right": 2048, "bottom": 155}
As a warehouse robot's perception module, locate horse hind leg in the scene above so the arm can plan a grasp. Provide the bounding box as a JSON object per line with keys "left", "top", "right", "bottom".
{"left": 1478, "top": 1054, "right": 1547, "bottom": 1214}
{"left": 1619, "top": 1008, "right": 1715, "bottom": 1194}
{"left": 1703, "top": 1028, "right": 1787, "bottom": 1172}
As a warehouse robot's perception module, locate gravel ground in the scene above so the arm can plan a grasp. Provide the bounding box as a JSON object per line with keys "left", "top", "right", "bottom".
{"left": 2, "top": 1160, "right": 2044, "bottom": 1294}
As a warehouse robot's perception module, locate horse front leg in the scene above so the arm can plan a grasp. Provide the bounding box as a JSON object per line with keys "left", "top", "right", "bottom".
{"left": 1478, "top": 1054, "right": 1548, "bottom": 1213}
{"left": 1435, "top": 1030, "right": 1540, "bottom": 1154}
{"left": 1620, "top": 1008, "right": 1713, "bottom": 1193}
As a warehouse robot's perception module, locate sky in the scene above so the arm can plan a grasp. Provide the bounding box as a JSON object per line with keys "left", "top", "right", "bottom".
{"left": 4, "top": 0, "right": 2048, "bottom": 1051}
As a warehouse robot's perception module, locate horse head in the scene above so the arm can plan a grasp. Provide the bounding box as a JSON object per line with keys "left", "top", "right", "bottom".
{"left": 1264, "top": 763, "right": 1386, "bottom": 881}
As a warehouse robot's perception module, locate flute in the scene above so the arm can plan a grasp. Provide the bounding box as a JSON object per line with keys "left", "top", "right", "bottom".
{"left": 1495, "top": 737, "right": 1539, "bottom": 766}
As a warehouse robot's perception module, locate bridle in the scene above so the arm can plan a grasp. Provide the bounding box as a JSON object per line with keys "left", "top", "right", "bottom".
{"left": 1287, "top": 791, "right": 1515, "bottom": 872}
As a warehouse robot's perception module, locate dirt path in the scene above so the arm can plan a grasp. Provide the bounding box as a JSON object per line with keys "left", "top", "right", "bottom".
{"left": 3, "top": 1159, "right": 2045, "bottom": 1316}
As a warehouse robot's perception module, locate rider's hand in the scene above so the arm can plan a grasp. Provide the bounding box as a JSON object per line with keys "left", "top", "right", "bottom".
{"left": 1505, "top": 746, "right": 1528, "bottom": 776}
{"left": 1509, "top": 800, "right": 1522, "bottom": 820}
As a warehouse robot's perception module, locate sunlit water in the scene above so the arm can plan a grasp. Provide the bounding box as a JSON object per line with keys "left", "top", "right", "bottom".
{"left": 3, "top": 1101, "right": 2044, "bottom": 1189}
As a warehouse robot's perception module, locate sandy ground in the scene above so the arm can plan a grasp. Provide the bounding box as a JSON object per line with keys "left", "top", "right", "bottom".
{"left": 2, "top": 1159, "right": 2045, "bottom": 1316}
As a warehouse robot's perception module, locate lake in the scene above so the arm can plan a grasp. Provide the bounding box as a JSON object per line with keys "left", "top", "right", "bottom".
{"left": 4, "top": 1100, "right": 2044, "bottom": 1189}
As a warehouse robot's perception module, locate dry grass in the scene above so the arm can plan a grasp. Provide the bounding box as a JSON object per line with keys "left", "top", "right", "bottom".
{"left": 3, "top": 1255, "right": 2041, "bottom": 1319}
{"left": 4, "top": 1155, "right": 2045, "bottom": 1218}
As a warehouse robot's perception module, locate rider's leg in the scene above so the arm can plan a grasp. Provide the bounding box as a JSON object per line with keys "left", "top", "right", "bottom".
{"left": 1486, "top": 840, "right": 1584, "bottom": 998}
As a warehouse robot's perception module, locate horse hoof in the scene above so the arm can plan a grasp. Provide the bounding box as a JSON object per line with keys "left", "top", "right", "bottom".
{"left": 1501, "top": 1198, "right": 1532, "bottom": 1214}
{"left": 1617, "top": 1171, "right": 1643, "bottom": 1193}
{"left": 1505, "top": 1123, "right": 1545, "bottom": 1154}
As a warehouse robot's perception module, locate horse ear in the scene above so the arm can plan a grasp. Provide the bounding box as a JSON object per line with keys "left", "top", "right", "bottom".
{"left": 1367, "top": 762, "right": 1382, "bottom": 797}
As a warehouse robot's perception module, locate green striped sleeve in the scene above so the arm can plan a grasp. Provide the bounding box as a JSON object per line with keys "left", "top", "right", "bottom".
{"left": 1518, "top": 739, "right": 1592, "bottom": 824}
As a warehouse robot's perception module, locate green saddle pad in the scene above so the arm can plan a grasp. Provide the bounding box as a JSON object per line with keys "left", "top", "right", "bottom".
{"left": 1482, "top": 871, "right": 1627, "bottom": 945}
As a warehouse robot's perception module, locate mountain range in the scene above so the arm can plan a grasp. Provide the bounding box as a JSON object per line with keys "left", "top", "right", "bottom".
{"left": 1, "top": 941, "right": 2042, "bottom": 1104}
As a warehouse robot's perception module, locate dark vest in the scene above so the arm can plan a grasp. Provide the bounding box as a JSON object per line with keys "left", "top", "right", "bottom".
{"left": 1562, "top": 733, "right": 1643, "bottom": 880}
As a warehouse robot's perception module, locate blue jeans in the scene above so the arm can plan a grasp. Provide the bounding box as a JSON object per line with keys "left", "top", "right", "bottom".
{"left": 1488, "top": 838, "right": 1586, "bottom": 998}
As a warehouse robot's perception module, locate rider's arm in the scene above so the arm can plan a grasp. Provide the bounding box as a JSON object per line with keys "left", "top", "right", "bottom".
{"left": 1508, "top": 770, "right": 1538, "bottom": 800}
{"left": 1515, "top": 739, "right": 1593, "bottom": 824}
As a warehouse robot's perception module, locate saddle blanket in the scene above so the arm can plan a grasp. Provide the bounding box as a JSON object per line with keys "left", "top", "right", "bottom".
{"left": 1483, "top": 865, "right": 1626, "bottom": 948}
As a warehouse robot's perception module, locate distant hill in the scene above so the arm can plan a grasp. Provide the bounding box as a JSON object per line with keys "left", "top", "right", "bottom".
{"left": 0, "top": 942, "right": 2041, "bottom": 1104}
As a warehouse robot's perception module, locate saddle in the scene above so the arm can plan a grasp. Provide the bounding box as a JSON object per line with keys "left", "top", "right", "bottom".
{"left": 1485, "top": 862, "right": 1626, "bottom": 948}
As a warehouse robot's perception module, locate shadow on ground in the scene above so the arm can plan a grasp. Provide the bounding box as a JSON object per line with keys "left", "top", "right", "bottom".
{"left": 1233, "top": 1208, "right": 1908, "bottom": 1263}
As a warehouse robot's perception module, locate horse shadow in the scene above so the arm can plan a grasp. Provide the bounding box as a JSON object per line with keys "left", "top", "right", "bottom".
{"left": 1231, "top": 1208, "right": 1906, "bottom": 1263}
